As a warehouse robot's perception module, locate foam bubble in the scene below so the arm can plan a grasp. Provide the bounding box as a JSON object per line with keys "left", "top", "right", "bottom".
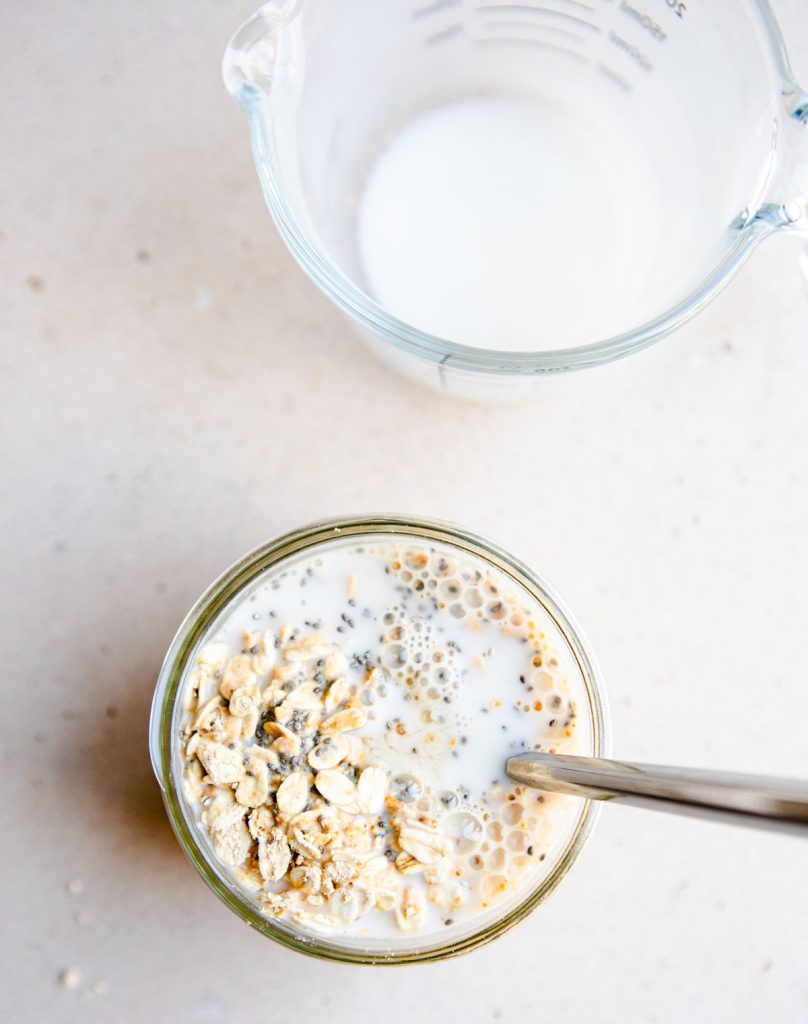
{"left": 445, "top": 811, "right": 483, "bottom": 853}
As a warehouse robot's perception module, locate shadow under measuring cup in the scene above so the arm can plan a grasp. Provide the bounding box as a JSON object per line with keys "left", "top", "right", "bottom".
{"left": 223, "top": 0, "right": 808, "bottom": 399}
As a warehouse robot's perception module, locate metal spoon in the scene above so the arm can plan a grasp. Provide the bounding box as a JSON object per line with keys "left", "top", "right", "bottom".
{"left": 506, "top": 752, "right": 808, "bottom": 836}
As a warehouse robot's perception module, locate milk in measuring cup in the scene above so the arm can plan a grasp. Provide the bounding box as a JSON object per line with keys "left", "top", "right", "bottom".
{"left": 178, "top": 536, "right": 589, "bottom": 944}
{"left": 358, "top": 96, "right": 662, "bottom": 351}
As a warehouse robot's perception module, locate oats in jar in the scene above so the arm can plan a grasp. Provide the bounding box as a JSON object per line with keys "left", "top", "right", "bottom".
{"left": 177, "top": 537, "right": 590, "bottom": 944}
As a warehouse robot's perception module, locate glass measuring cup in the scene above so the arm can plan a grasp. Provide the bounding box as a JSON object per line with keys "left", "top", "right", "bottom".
{"left": 223, "top": 1, "right": 808, "bottom": 398}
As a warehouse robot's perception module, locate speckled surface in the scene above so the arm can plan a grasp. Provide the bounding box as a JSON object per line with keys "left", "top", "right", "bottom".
{"left": 2, "top": 2, "right": 808, "bottom": 1020}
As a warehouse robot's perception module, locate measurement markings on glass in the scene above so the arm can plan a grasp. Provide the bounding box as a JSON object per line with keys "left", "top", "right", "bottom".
{"left": 660, "top": 0, "right": 686, "bottom": 19}
{"left": 413, "top": 0, "right": 463, "bottom": 18}
{"left": 596, "top": 63, "right": 633, "bottom": 93}
{"left": 425, "top": 22, "right": 465, "bottom": 43}
{"left": 619, "top": 0, "right": 667, "bottom": 42}
{"left": 607, "top": 30, "right": 652, "bottom": 71}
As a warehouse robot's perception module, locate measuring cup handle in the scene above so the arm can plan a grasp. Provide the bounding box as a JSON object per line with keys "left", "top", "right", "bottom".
{"left": 782, "top": 91, "right": 808, "bottom": 240}
{"left": 750, "top": 93, "right": 808, "bottom": 228}
{"left": 790, "top": 93, "right": 808, "bottom": 289}
{"left": 751, "top": 89, "right": 808, "bottom": 288}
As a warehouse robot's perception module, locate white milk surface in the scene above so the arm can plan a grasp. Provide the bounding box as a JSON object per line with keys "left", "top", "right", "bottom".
{"left": 357, "top": 96, "right": 661, "bottom": 352}
{"left": 178, "top": 535, "right": 594, "bottom": 948}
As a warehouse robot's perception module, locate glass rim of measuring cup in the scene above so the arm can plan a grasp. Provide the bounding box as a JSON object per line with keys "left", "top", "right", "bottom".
{"left": 149, "top": 514, "right": 610, "bottom": 965}
{"left": 223, "top": 0, "right": 808, "bottom": 379}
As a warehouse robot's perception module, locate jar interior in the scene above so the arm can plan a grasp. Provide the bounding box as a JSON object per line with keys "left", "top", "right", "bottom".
{"left": 159, "top": 522, "right": 605, "bottom": 961}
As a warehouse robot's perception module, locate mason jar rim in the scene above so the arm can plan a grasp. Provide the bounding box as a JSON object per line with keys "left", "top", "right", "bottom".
{"left": 149, "top": 514, "right": 611, "bottom": 965}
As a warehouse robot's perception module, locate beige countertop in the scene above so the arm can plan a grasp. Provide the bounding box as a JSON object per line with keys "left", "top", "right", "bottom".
{"left": 2, "top": 2, "right": 808, "bottom": 1020}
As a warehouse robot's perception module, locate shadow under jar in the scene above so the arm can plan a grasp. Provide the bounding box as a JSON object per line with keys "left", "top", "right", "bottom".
{"left": 149, "top": 515, "right": 609, "bottom": 964}
{"left": 223, "top": 0, "right": 808, "bottom": 399}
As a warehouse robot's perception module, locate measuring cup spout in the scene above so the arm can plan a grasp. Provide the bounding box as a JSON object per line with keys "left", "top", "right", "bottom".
{"left": 222, "top": 0, "right": 302, "bottom": 109}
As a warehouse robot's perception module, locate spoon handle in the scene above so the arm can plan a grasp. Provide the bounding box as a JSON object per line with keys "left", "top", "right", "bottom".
{"left": 506, "top": 752, "right": 808, "bottom": 837}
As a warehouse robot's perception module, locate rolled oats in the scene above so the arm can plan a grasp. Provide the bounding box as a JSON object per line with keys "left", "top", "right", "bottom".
{"left": 192, "top": 696, "right": 223, "bottom": 734}
{"left": 247, "top": 804, "right": 275, "bottom": 840}
{"left": 283, "top": 634, "right": 332, "bottom": 662}
{"left": 330, "top": 882, "right": 373, "bottom": 923}
{"left": 288, "top": 830, "right": 322, "bottom": 862}
{"left": 323, "top": 858, "right": 358, "bottom": 890}
{"left": 275, "top": 770, "right": 310, "bottom": 818}
{"left": 239, "top": 707, "right": 260, "bottom": 741}
{"left": 397, "top": 824, "right": 451, "bottom": 865}
{"left": 210, "top": 807, "right": 251, "bottom": 866}
{"left": 197, "top": 642, "right": 229, "bottom": 670}
{"left": 235, "top": 757, "right": 270, "bottom": 807}
{"left": 257, "top": 829, "right": 292, "bottom": 883}
{"left": 219, "top": 655, "right": 255, "bottom": 699}
{"left": 374, "top": 887, "right": 399, "bottom": 913}
{"left": 259, "top": 890, "right": 292, "bottom": 917}
{"left": 229, "top": 684, "right": 260, "bottom": 718}
{"left": 323, "top": 651, "right": 348, "bottom": 681}
{"left": 314, "top": 769, "right": 356, "bottom": 806}
{"left": 323, "top": 676, "right": 350, "bottom": 714}
{"left": 356, "top": 765, "right": 387, "bottom": 815}
{"left": 273, "top": 681, "right": 321, "bottom": 723}
{"left": 307, "top": 734, "right": 348, "bottom": 770}
{"left": 271, "top": 734, "right": 301, "bottom": 759}
{"left": 319, "top": 707, "right": 367, "bottom": 734}
{"left": 196, "top": 738, "right": 243, "bottom": 786}
{"left": 289, "top": 863, "right": 322, "bottom": 895}
{"left": 396, "top": 886, "right": 426, "bottom": 931}
{"left": 395, "top": 852, "right": 427, "bottom": 875}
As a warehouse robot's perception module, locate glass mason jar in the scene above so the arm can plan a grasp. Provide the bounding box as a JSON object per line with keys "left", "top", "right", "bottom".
{"left": 149, "top": 515, "right": 610, "bottom": 964}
